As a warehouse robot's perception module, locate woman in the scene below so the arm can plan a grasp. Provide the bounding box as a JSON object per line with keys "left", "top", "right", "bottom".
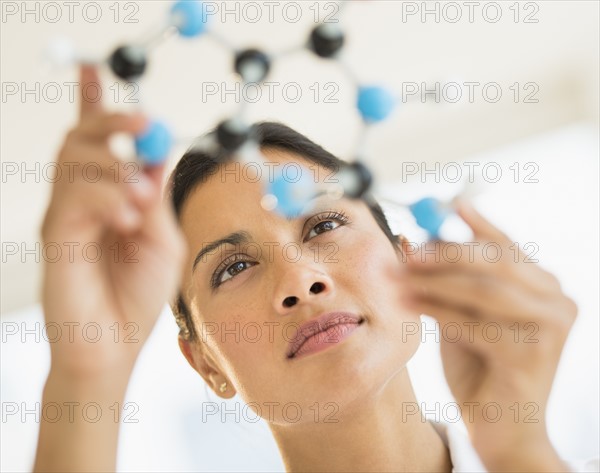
{"left": 34, "top": 65, "right": 588, "bottom": 472}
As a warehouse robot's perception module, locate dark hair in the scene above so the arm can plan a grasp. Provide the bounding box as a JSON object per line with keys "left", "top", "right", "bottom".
{"left": 168, "top": 121, "right": 397, "bottom": 341}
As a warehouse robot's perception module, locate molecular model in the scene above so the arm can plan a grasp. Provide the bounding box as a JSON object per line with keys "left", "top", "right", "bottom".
{"left": 48, "top": 0, "right": 462, "bottom": 240}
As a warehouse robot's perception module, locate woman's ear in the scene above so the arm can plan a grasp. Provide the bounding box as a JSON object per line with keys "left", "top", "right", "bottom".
{"left": 178, "top": 336, "right": 236, "bottom": 399}
{"left": 394, "top": 234, "right": 413, "bottom": 264}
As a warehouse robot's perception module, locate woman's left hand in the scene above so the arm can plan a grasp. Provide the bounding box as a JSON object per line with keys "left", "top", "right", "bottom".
{"left": 398, "top": 199, "right": 578, "bottom": 472}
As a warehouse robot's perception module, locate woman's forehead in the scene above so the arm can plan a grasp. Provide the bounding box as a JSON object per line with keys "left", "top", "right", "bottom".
{"left": 179, "top": 148, "right": 334, "bottom": 236}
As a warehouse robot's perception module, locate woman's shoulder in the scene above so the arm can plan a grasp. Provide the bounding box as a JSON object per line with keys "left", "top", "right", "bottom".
{"left": 429, "top": 421, "right": 599, "bottom": 473}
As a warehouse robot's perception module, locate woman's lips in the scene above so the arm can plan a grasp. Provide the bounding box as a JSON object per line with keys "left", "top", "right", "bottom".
{"left": 286, "top": 311, "right": 364, "bottom": 360}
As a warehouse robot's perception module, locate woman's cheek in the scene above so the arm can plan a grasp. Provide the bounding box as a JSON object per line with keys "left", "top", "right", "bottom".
{"left": 352, "top": 234, "right": 419, "bottom": 321}
{"left": 331, "top": 233, "right": 374, "bottom": 273}
{"left": 209, "top": 310, "right": 277, "bottom": 367}
{"left": 340, "top": 234, "right": 392, "bottom": 284}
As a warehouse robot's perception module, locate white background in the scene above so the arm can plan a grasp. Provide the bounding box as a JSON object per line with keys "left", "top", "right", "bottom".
{"left": 1, "top": 1, "right": 598, "bottom": 471}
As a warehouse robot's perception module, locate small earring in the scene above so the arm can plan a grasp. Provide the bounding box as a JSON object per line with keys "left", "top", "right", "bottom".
{"left": 219, "top": 381, "right": 227, "bottom": 393}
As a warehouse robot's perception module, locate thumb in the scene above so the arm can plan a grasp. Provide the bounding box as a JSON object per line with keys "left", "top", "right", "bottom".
{"left": 78, "top": 64, "right": 103, "bottom": 120}
{"left": 454, "top": 198, "right": 509, "bottom": 242}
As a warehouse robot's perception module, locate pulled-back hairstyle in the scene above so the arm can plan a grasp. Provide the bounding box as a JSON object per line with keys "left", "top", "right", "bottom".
{"left": 168, "top": 121, "right": 396, "bottom": 341}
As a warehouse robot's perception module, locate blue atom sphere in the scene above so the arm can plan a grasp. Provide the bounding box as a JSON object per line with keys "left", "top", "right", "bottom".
{"left": 357, "top": 86, "right": 396, "bottom": 122}
{"left": 409, "top": 197, "right": 451, "bottom": 239}
{"left": 171, "top": 1, "right": 208, "bottom": 37}
{"left": 266, "top": 167, "right": 316, "bottom": 218}
{"left": 135, "top": 121, "right": 172, "bottom": 165}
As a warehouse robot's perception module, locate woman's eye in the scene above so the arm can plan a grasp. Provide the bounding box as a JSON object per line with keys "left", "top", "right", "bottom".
{"left": 304, "top": 211, "right": 350, "bottom": 240}
{"left": 307, "top": 219, "right": 342, "bottom": 239}
{"left": 214, "top": 259, "right": 255, "bottom": 287}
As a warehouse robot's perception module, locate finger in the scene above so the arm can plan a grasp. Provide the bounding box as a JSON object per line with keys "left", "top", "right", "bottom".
{"left": 402, "top": 296, "right": 489, "bottom": 354}
{"left": 405, "top": 239, "right": 495, "bottom": 274}
{"left": 455, "top": 198, "right": 511, "bottom": 242}
{"left": 404, "top": 295, "right": 535, "bottom": 357}
{"left": 400, "top": 270, "right": 546, "bottom": 322}
{"left": 50, "top": 145, "right": 155, "bottom": 226}
{"left": 119, "top": 163, "right": 166, "bottom": 212}
{"left": 125, "top": 170, "right": 158, "bottom": 210}
{"left": 75, "top": 112, "right": 148, "bottom": 141}
{"left": 131, "top": 173, "right": 188, "bottom": 280}
{"left": 401, "top": 271, "right": 491, "bottom": 316}
{"left": 404, "top": 237, "right": 560, "bottom": 298}
{"left": 79, "top": 64, "right": 103, "bottom": 120}
{"left": 44, "top": 177, "right": 142, "bottom": 245}
{"left": 142, "top": 162, "right": 167, "bottom": 189}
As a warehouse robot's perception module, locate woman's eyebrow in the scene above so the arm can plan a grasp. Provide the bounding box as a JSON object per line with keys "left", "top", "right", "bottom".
{"left": 192, "top": 230, "right": 252, "bottom": 273}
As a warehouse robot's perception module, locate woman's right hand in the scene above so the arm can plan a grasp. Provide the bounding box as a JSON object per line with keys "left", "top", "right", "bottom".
{"left": 35, "top": 64, "right": 187, "bottom": 473}
{"left": 41, "top": 64, "right": 187, "bottom": 381}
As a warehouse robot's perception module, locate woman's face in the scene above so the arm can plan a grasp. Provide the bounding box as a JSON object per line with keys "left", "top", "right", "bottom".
{"left": 179, "top": 147, "right": 421, "bottom": 425}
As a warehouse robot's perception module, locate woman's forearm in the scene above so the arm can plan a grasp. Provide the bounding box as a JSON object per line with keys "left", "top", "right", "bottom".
{"left": 474, "top": 430, "right": 571, "bottom": 473}
{"left": 33, "top": 369, "right": 132, "bottom": 473}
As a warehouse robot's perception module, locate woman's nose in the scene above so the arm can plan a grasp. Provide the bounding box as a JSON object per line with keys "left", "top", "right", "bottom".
{"left": 275, "top": 270, "right": 332, "bottom": 313}
{"left": 282, "top": 282, "right": 327, "bottom": 308}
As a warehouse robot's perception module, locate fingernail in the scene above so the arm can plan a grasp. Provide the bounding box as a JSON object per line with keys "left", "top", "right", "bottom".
{"left": 457, "top": 198, "right": 474, "bottom": 214}
{"left": 120, "top": 204, "right": 141, "bottom": 228}
{"left": 130, "top": 175, "right": 154, "bottom": 200}
{"left": 131, "top": 113, "right": 149, "bottom": 132}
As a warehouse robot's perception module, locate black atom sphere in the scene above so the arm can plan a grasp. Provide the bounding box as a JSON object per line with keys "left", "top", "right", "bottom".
{"left": 309, "top": 24, "right": 345, "bottom": 58}
{"left": 109, "top": 45, "right": 147, "bottom": 81}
